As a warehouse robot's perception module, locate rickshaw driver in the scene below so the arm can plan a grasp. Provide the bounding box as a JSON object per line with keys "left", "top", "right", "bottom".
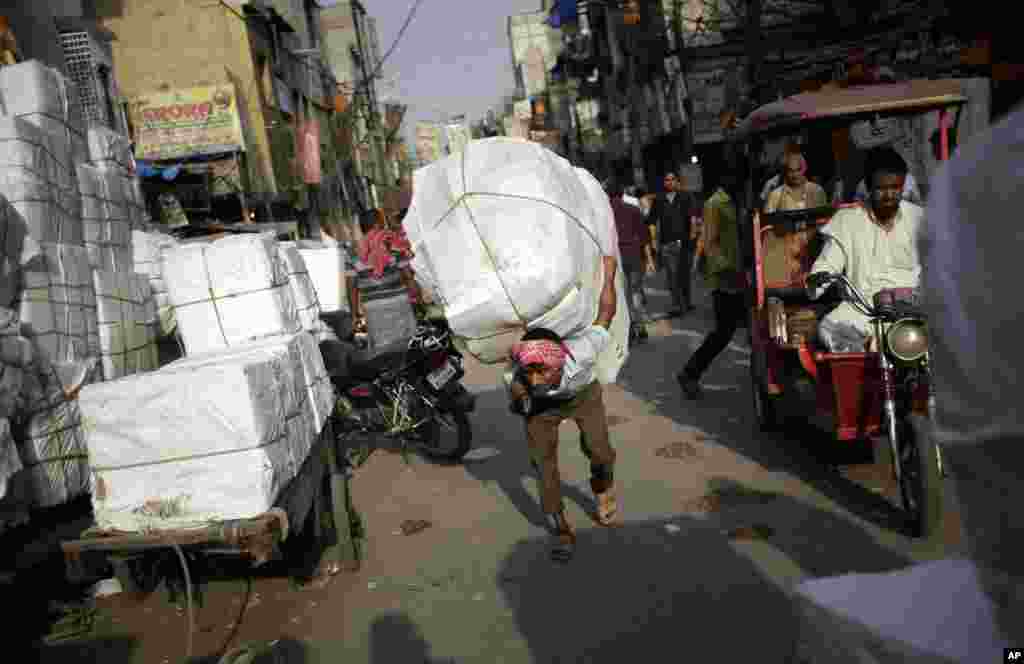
{"left": 807, "top": 147, "right": 924, "bottom": 352}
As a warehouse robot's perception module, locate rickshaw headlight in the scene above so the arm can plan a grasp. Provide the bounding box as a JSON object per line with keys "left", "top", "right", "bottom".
{"left": 886, "top": 319, "right": 928, "bottom": 362}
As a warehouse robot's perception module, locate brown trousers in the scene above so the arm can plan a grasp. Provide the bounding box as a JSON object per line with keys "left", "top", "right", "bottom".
{"left": 525, "top": 382, "right": 617, "bottom": 515}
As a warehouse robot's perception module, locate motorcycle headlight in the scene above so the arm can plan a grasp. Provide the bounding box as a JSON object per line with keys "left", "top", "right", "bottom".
{"left": 886, "top": 319, "right": 928, "bottom": 362}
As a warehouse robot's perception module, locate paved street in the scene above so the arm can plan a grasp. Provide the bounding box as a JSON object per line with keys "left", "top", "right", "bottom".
{"left": 51, "top": 275, "right": 964, "bottom": 663}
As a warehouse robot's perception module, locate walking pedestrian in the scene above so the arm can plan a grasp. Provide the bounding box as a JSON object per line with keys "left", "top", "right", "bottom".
{"left": 608, "top": 179, "right": 654, "bottom": 344}
{"left": 505, "top": 248, "right": 621, "bottom": 563}
{"left": 647, "top": 172, "right": 697, "bottom": 317}
{"left": 677, "top": 169, "right": 745, "bottom": 399}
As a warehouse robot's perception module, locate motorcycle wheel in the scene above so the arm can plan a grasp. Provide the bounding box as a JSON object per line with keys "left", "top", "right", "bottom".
{"left": 897, "top": 417, "right": 944, "bottom": 539}
{"left": 417, "top": 411, "right": 473, "bottom": 463}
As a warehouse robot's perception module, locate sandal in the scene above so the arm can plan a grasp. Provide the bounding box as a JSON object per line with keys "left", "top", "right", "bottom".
{"left": 547, "top": 513, "right": 576, "bottom": 563}
{"left": 595, "top": 488, "right": 618, "bottom": 526}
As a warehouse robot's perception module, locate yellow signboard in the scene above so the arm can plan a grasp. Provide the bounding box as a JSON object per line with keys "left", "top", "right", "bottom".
{"left": 129, "top": 85, "right": 245, "bottom": 161}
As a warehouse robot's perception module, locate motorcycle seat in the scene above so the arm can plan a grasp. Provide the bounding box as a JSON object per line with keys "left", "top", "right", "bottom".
{"left": 346, "top": 349, "right": 409, "bottom": 381}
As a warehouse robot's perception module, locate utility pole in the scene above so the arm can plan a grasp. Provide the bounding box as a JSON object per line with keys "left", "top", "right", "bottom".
{"left": 745, "top": 0, "right": 763, "bottom": 109}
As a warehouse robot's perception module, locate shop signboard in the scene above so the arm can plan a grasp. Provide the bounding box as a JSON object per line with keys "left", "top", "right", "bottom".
{"left": 130, "top": 84, "right": 246, "bottom": 161}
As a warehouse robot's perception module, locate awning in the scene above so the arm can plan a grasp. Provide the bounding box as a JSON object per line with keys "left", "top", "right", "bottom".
{"left": 735, "top": 79, "right": 967, "bottom": 138}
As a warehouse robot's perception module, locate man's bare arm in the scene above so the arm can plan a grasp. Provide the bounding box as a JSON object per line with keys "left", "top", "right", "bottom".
{"left": 595, "top": 256, "right": 618, "bottom": 329}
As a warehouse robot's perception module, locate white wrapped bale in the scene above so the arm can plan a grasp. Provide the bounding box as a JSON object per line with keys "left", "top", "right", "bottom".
{"left": 0, "top": 195, "right": 25, "bottom": 308}
{"left": 295, "top": 242, "right": 350, "bottom": 313}
{"left": 79, "top": 335, "right": 318, "bottom": 531}
{"left": 0, "top": 60, "right": 86, "bottom": 184}
{"left": 16, "top": 387, "right": 90, "bottom": 509}
{"left": 277, "top": 243, "right": 324, "bottom": 335}
{"left": 0, "top": 418, "right": 21, "bottom": 501}
{"left": 162, "top": 233, "right": 301, "bottom": 356}
{"left": 0, "top": 117, "right": 84, "bottom": 252}
{"left": 132, "top": 230, "right": 178, "bottom": 337}
{"left": 403, "top": 138, "right": 620, "bottom": 364}
{"left": 77, "top": 164, "right": 132, "bottom": 273}
{"left": 17, "top": 243, "right": 99, "bottom": 366}
{"left": 86, "top": 126, "right": 133, "bottom": 173}
{"left": 93, "top": 269, "right": 157, "bottom": 380}
{"left": 0, "top": 307, "right": 34, "bottom": 419}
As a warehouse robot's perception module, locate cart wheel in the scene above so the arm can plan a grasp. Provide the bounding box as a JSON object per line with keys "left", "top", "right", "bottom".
{"left": 897, "top": 417, "right": 943, "bottom": 539}
{"left": 750, "top": 356, "right": 780, "bottom": 432}
{"left": 111, "top": 555, "right": 161, "bottom": 597}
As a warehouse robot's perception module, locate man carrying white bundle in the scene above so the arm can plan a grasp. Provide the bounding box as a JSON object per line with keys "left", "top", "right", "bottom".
{"left": 505, "top": 230, "right": 620, "bottom": 563}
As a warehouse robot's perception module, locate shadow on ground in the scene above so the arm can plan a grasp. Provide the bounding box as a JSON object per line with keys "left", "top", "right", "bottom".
{"left": 618, "top": 306, "right": 911, "bottom": 536}
{"left": 460, "top": 387, "right": 598, "bottom": 529}
{"left": 369, "top": 613, "right": 456, "bottom": 664}
{"left": 496, "top": 485, "right": 912, "bottom": 663}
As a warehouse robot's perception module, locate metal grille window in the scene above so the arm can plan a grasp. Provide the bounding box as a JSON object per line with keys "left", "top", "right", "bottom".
{"left": 60, "top": 30, "right": 114, "bottom": 130}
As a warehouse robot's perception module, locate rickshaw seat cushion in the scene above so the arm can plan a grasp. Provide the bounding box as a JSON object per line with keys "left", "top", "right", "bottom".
{"left": 765, "top": 285, "right": 813, "bottom": 304}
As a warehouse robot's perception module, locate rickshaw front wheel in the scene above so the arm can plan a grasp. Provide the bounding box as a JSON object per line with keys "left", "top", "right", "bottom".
{"left": 750, "top": 359, "right": 780, "bottom": 432}
{"left": 897, "top": 417, "right": 944, "bottom": 539}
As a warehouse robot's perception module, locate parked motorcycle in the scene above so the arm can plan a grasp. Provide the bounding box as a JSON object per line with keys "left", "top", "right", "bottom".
{"left": 808, "top": 237, "right": 942, "bottom": 538}
{"left": 330, "top": 315, "right": 476, "bottom": 463}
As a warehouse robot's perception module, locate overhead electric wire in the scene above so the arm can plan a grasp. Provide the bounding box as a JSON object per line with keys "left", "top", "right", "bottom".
{"left": 349, "top": 0, "right": 426, "bottom": 98}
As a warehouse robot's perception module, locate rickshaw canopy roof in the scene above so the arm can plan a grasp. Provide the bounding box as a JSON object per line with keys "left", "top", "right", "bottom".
{"left": 735, "top": 79, "right": 967, "bottom": 138}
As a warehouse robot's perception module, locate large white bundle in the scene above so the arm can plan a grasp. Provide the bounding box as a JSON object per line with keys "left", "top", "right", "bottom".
{"left": 163, "top": 233, "right": 301, "bottom": 355}
{"left": 0, "top": 418, "right": 20, "bottom": 501}
{"left": 0, "top": 117, "right": 83, "bottom": 252}
{"left": 93, "top": 269, "right": 158, "bottom": 380}
{"left": 132, "top": 230, "right": 178, "bottom": 336}
{"left": 86, "top": 126, "right": 133, "bottom": 173}
{"left": 295, "top": 242, "right": 349, "bottom": 313}
{"left": 277, "top": 243, "right": 323, "bottom": 335}
{"left": 403, "top": 138, "right": 617, "bottom": 364}
{"left": 0, "top": 60, "right": 86, "bottom": 180}
{"left": 17, "top": 243, "right": 99, "bottom": 366}
{"left": 79, "top": 335, "right": 318, "bottom": 531}
{"left": 574, "top": 167, "right": 630, "bottom": 384}
{"left": 78, "top": 164, "right": 132, "bottom": 273}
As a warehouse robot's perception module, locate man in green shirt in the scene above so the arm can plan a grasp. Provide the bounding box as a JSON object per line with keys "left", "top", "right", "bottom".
{"left": 678, "top": 170, "right": 746, "bottom": 399}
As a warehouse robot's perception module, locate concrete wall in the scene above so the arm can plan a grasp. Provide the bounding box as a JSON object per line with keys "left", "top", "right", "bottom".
{"left": 2, "top": 2, "right": 71, "bottom": 74}
{"left": 95, "top": 0, "right": 277, "bottom": 194}
{"left": 320, "top": 3, "right": 359, "bottom": 87}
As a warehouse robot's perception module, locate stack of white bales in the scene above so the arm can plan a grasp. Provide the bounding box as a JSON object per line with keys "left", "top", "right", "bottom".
{"left": 78, "top": 232, "right": 335, "bottom": 531}
{"left": 290, "top": 240, "right": 351, "bottom": 321}
{"left": 86, "top": 125, "right": 149, "bottom": 230}
{"left": 132, "top": 228, "right": 179, "bottom": 337}
{"left": 0, "top": 61, "right": 98, "bottom": 511}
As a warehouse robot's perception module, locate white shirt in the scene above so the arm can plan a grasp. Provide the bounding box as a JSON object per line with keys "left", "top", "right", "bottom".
{"left": 810, "top": 201, "right": 923, "bottom": 336}
{"left": 551, "top": 325, "right": 611, "bottom": 397}
{"left": 622, "top": 194, "right": 641, "bottom": 209}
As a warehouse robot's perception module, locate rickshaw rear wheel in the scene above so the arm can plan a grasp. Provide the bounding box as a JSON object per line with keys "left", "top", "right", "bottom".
{"left": 897, "top": 417, "right": 944, "bottom": 539}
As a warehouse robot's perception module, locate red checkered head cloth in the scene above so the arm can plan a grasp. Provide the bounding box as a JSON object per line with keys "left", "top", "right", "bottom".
{"left": 511, "top": 339, "right": 567, "bottom": 372}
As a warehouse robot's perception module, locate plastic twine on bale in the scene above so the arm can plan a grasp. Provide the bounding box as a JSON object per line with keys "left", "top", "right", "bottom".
{"left": 422, "top": 142, "right": 604, "bottom": 347}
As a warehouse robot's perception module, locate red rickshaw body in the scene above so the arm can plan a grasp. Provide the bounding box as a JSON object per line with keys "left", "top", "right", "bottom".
{"left": 740, "top": 80, "right": 965, "bottom": 441}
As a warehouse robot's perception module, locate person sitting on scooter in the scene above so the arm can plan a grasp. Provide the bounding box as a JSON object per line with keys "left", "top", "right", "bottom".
{"left": 807, "top": 147, "right": 923, "bottom": 352}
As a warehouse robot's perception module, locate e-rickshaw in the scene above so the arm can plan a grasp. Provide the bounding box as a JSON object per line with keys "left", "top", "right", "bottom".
{"left": 734, "top": 79, "right": 967, "bottom": 538}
